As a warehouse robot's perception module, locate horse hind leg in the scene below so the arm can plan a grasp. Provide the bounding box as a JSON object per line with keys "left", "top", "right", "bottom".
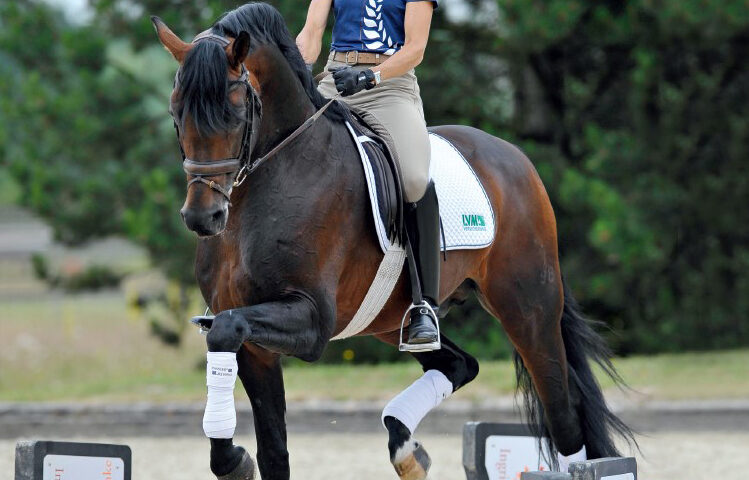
{"left": 477, "top": 268, "right": 633, "bottom": 469}
{"left": 476, "top": 270, "right": 586, "bottom": 466}
{"left": 376, "top": 332, "right": 479, "bottom": 479}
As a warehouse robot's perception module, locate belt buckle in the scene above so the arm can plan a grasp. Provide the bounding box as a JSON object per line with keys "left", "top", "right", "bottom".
{"left": 345, "top": 51, "right": 359, "bottom": 65}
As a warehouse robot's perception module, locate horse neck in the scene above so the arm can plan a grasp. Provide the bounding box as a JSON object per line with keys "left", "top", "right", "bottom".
{"left": 246, "top": 45, "right": 317, "bottom": 156}
{"left": 227, "top": 44, "right": 334, "bottom": 229}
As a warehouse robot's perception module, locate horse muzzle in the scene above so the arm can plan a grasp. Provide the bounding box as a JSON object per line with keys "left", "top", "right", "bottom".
{"left": 180, "top": 204, "right": 228, "bottom": 237}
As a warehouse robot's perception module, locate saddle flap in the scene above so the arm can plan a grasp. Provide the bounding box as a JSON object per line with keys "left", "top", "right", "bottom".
{"left": 344, "top": 107, "right": 405, "bottom": 247}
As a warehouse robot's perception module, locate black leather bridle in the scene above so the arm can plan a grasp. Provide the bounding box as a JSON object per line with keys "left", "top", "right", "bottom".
{"left": 173, "top": 32, "right": 261, "bottom": 202}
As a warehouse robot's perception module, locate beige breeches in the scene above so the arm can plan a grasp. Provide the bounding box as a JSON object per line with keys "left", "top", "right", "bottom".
{"left": 318, "top": 59, "right": 431, "bottom": 202}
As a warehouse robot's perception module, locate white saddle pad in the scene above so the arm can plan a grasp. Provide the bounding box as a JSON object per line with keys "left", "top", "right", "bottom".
{"left": 351, "top": 126, "right": 496, "bottom": 253}
{"left": 331, "top": 126, "right": 495, "bottom": 341}
{"left": 429, "top": 132, "right": 496, "bottom": 251}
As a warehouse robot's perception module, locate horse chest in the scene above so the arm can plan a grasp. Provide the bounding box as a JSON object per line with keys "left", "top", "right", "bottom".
{"left": 195, "top": 238, "right": 251, "bottom": 312}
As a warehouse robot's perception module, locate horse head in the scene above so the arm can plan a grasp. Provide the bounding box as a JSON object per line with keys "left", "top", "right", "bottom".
{"left": 152, "top": 16, "right": 254, "bottom": 237}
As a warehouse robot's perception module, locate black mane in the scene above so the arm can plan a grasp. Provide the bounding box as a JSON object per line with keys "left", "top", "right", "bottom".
{"left": 178, "top": 2, "right": 345, "bottom": 138}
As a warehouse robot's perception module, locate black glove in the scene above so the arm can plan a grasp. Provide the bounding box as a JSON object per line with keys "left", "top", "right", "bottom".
{"left": 330, "top": 67, "right": 376, "bottom": 96}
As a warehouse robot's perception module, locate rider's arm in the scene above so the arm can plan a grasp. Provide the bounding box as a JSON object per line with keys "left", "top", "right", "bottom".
{"left": 375, "top": 1, "right": 435, "bottom": 82}
{"left": 296, "top": 0, "right": 333, "bottom": 65}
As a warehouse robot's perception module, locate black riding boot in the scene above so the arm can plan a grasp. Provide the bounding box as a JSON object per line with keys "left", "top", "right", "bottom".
{"left": 405, "top": 181, "right": 441, "bottom": 349}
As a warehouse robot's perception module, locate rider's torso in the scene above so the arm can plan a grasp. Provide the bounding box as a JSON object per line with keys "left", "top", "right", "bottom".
{"left": 331, "top": 0, "right": 418, "bottom": 55}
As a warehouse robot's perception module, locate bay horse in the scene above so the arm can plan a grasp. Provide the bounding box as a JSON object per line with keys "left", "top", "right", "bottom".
{"left": 151, "top": 3, "right": 632, "bottom": 479}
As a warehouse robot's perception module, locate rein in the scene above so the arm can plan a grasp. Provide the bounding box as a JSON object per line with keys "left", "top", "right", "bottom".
{"left": 175, "top": 32, "right": 340, "bottom": 201}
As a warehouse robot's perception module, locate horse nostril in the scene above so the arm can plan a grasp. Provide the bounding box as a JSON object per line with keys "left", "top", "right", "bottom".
{"left": 211, "top": 209, "right": 224, "bottom": 222}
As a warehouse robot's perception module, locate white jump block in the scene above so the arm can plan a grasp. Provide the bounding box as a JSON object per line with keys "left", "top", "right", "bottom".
{"left": 463, "top": 422, "right": 551, "bottom": 480}
{"left": 520, "top": 457, "right": 637, "bottom": 480}
{"left": 568, "top": 457, "right": 637, "bottom": 480}
{"left": 15, "top": 440, "right": 131, "bottom": 480}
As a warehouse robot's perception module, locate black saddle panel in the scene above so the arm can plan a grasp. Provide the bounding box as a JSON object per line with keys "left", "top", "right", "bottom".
{"left": 343, "top": 106, "right": 405, "bottom": 246}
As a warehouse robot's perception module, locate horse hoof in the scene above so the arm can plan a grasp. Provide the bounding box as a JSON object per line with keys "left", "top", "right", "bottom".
{"left": 392, "top": 440, "right": 431, "bottom": 480}
{"left": 217, "top": 451, "right": 255, "bottom": 480}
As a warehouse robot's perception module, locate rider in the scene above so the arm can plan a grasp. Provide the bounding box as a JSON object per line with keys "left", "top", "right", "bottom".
{"left": 297, "top": 0, "right": 441, "bottom": 350}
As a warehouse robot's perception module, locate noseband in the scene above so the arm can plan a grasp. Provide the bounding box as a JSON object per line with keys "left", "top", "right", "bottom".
{"left": 173, "top": 31, "right": 340, "bottom": 202}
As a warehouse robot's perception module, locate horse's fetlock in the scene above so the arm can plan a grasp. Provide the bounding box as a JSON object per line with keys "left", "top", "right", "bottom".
{"left": 209, "top": 441, "right": 246, "bottom": 477}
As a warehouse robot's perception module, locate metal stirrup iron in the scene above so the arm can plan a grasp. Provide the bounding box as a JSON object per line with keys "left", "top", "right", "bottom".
{"left": 398, "top": 301, "right": 440, "bottom": 352}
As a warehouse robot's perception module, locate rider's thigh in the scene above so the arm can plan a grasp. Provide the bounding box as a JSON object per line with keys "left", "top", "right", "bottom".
{"left": 316, "top": 60, "right": 431, "bottom": 202}
{"left": 364, "top": 98, "right": 430, "bottom": 202}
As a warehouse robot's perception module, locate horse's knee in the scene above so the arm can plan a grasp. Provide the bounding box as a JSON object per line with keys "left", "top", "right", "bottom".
{"left": 206, "top": 310, "right": 249, "bottom": 352}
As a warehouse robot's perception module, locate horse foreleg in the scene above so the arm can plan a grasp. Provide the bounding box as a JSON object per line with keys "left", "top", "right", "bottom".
{"left": 204, "top": 293, "right": 333, "bottom": 480}
{"left": 376, "top": 332, "right": 479, "bottom": 479}
{"left": 237, "top": 344, "right": 289, "bottom": 480}
{"left": 206, "top": 292, "right": 331, "bottom": 359}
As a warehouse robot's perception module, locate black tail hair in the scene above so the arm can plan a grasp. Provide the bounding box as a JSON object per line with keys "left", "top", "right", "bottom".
{"left": 514, "top": 278, "right": 636, "bottom": 467}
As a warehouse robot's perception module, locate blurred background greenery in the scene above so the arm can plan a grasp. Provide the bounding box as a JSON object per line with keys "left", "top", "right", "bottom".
{"left": 1, "top": 0, "right": 748, "bottom": 391}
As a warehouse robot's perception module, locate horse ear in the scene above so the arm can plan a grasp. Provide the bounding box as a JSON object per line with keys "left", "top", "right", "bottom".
{"left": 151, "top": 16, "right": 189, "bottom": 63}
{"left": 228, "top": 31, "right": 251, "bottom": 69}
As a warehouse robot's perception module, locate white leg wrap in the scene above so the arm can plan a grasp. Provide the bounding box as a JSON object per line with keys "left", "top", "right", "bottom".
{"left": 381, "top": 369, "right": 453, "bottom": 435}
{"left": 557, "top": 444, "right": 586, "bottom": 473}
{"left": 203, "top": 352, "right": 238, "bottom": 439}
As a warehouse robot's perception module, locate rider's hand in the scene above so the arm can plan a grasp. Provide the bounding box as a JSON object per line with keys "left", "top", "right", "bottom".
{"left": 330, "top": 67, "right": 376, "bottom": 96}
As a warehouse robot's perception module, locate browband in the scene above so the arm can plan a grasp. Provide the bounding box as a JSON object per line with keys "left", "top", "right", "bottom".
{"left": 192, "top": 31, "right": 231, "bottom": 46}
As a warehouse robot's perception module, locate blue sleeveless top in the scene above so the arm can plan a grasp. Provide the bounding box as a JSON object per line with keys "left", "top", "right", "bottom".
{"left": 331, "top": 0, "right": 438, "bottom": 55}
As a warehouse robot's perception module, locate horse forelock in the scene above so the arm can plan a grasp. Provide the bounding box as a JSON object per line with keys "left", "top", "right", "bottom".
{"left": 178, "top": 41, "right": 245, "bottom": 138}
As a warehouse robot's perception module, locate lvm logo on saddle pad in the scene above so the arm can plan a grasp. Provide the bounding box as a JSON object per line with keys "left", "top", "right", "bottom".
{"left": 349, "top": 126, "right": 496, "bottom": 254}
{"left": 462, "top": 214, "right": 487, "bottom": 231}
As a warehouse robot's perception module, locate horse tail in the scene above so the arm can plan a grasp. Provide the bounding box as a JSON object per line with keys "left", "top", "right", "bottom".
{"left": 514, "top": 278, "right": 635, "bottom": 461}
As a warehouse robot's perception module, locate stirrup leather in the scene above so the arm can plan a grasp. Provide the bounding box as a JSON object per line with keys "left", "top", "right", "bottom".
{"left": 398, "top": 301, "right": 441, "bottom": 352}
